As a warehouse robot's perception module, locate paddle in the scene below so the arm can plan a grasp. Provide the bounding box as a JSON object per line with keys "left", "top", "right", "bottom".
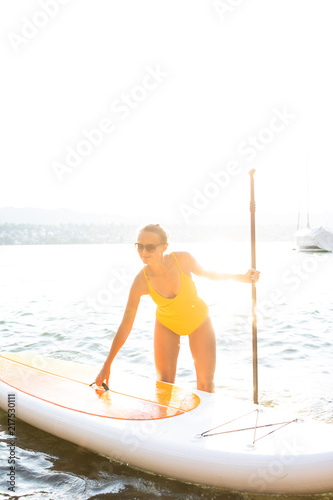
{"left": 249, "top": 169, "right": 258, "bottom": 405}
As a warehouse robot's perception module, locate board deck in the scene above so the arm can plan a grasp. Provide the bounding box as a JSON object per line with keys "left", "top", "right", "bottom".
{"left": 1, "top": 352, "right": 333, "bottom": 494}
{"left": 0, "top": 353, "right": 200, "bottom": 420}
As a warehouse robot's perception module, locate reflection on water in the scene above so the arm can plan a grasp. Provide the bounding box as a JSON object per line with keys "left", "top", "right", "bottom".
{"left": 1, "top": 242, "right": 333, "bottom": 499}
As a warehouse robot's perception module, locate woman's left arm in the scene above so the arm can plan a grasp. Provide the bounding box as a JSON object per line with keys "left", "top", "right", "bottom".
{"left": 188, "top": 253, "right": 260, "bottom": 283}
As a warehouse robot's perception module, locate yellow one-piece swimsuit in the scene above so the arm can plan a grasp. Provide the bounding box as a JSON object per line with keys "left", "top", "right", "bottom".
{"left": 143, "top": 253, "right": 209, "bottom": 336}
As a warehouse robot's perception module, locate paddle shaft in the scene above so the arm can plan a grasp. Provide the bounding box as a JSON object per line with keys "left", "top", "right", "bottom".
{"left": 249, "top": 169, "right": 258, "bottom": 405}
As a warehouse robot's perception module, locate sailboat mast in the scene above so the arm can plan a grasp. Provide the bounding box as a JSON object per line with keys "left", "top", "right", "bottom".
{"left": 306, "top": 163, "right": 310, "bottom": 228}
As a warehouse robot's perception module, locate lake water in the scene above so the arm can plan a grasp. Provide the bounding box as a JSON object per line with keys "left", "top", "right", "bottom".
{"left": 1, "top": 241, "right": 333, "bottom": 499}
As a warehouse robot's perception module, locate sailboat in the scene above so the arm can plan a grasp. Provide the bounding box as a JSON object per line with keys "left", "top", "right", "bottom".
{"left": 295, "top": 166, "right": 333, "bottom": 252}
{"left": 295, "top": 225, "right": 333, "bottom": 252}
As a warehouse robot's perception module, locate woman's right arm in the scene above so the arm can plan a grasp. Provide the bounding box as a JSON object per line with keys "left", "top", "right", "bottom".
{"left": 95, "top": 273, "right": 147, "bottom": 387}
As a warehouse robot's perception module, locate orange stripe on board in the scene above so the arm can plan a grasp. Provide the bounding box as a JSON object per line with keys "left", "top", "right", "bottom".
{"left": 1, "top": 353, "right": 200, "bottom": 412}
{"left": 0, "top": 356, "right": 199, "bottom": 420}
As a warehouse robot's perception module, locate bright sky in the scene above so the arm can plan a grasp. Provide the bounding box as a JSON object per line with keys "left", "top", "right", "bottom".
{"left": 1, "top": 0, "right": 333, "bottom": 226}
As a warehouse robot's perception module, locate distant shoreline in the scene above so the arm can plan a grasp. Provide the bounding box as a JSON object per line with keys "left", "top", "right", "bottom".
{"left": 0, "top": 222, "right": 296, "bottom": 245}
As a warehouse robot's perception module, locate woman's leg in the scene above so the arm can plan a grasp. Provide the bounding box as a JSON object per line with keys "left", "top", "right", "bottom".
{"left": 188, "top": 316, "right": 216, "bottom": 393}
{"left": 154, "top": 319, "right": 181, "bottom": 384}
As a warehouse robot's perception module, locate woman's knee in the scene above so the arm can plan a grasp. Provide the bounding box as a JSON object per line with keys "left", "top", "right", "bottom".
{"left": 156, "top": 372, "right": 176, "bottom": 384}
{"left": 196, "top": 377, "right": 215, "bottom": 393}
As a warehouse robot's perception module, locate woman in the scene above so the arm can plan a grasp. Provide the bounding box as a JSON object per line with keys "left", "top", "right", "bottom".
{"left": 95, "top": 224, "right": 260, "bottom": 393}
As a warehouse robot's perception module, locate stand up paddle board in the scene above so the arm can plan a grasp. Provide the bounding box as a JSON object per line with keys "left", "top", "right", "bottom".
{"left": 1, "top": 352, "right": 333, "bottom": 494}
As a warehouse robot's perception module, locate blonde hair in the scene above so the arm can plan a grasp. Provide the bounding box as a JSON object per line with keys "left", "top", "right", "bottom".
{"left": 138, "top": 223, "right": 169, "bottom": 244}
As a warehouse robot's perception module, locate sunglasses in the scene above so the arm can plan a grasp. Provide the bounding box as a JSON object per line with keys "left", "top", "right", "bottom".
{"left": 135, "top": 243, "right": 163, "bottom": 253}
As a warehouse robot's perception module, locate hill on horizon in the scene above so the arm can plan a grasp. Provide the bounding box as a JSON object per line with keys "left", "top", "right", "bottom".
{"left": 0, "top": 206, "right": 332, "bottom": 229}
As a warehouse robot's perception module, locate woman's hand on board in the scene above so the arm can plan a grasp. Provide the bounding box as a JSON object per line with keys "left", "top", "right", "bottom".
{"left": 95, "top": 365, "right": 110, "bottom": 387}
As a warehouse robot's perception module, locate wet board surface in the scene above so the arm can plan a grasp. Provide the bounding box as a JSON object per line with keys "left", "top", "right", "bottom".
{"left": 1, "top": 353, "right": 333, "bottom": 494}
{"left": 0, "top": 353, "right": 200, "bottom": 420}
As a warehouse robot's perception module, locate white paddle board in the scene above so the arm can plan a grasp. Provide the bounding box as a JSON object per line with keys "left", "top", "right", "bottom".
{"left": 1, "top": 352, "right": 333, "bottom": 494}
